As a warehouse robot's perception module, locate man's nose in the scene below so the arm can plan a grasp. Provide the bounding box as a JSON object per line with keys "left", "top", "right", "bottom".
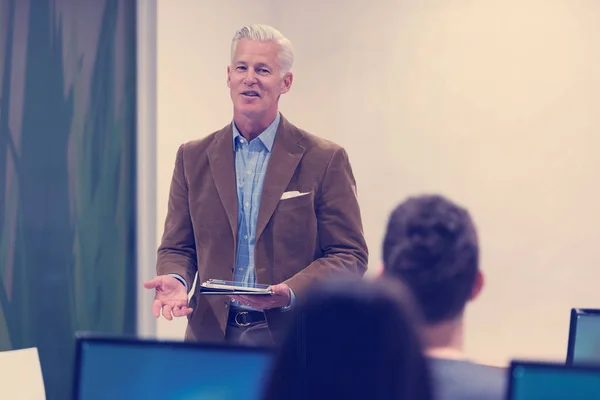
{"left": 243, "top": 70, "right": 257, "bottom": 85}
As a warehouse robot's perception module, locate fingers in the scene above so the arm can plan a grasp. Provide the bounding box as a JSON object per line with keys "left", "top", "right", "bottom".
{"left": 232, "top": 288, "right": 290, "bottom": 310}
{"left": 152, "top": 299, "right": 163, "bottom": 318}
{"left": 236, "top": 295, "right": 253, "bottom": 304}
{"left": 270, "top": 283, "right": 289, "bottom": 296}
{"left": 145, "top": 275, "right": 183, "bottom": 292}
{"left": 152, "top": 298, "right": 191, "bottom": 320}
{"left": 231, "top": 295, "right": 262, "bottom": 309}
{"left": 162, "top": 303, "right": 174, "bottom": 321}
{"left": 143, "top": 276, "right": 162, "bottom": 289}
{"left": 235, "top": 295, "right": 268, "bottom": 310}
{"left": 172, "top": 304, "right": 193, "bottom": 317}
{"left": 233, "top": 295, "right": 255, "bottom": 306}
{"left": 231, "top": 295, "right": 244, "bottom": 303}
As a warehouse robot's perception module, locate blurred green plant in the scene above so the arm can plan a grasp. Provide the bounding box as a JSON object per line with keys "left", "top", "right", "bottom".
{"left": 0, "top": 0, "right": 137, "bottom": 398}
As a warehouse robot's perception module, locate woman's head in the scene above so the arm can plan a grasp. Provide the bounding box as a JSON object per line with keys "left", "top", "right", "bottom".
{"left": 262, "top": 278, "right": 433, "bottom": 400}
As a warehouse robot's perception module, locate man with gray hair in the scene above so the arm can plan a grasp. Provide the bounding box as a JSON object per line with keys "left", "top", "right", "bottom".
{"left": 144, "top": 24, "right": 368, "bottom": 345}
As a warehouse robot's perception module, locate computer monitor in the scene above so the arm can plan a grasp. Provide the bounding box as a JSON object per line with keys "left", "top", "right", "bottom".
{"left": 507, "top": 361, "right": 600, "bottom": 400}
{"left": 73, "top": 334, "right": 274, "bottom": 400}
{"left": 567, "top": 308, "right": 600, "bottom": 365}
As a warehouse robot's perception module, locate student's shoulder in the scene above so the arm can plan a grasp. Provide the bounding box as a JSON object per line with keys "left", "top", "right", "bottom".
{"left": 429, "top": 358, "right": 507, "bottom": 400}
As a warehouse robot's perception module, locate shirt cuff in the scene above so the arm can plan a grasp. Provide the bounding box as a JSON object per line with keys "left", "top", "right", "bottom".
{"left": 169, "top": 274, "right": 188, "bottom": 292}
{"left": 280, "top": 287, "right": 296, "bottom": 312}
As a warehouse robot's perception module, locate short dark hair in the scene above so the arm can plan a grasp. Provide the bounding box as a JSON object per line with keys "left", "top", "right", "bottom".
{"left": 382, "top": 195, "right": 479, "bottom": 324}
{"left": 262, "top": 278, "right": 432, "bottom": 400}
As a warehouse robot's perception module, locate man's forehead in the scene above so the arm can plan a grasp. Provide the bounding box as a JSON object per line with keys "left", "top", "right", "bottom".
{"left": 234, "top": 40, "right": 278, "bottom": 57}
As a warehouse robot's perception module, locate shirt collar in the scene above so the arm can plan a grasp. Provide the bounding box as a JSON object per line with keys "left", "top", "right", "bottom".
{"left": 232, "top": 112, "right": 280, "bottom": 152}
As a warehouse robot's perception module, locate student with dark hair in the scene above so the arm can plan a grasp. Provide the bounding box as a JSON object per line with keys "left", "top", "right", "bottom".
{"left": 382, "top": 195, "right": 506, "bottom": 400}
{"left": 262, "top": 278, "right": 433, "bottom": 400}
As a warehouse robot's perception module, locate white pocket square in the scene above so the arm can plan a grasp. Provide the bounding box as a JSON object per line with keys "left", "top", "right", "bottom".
{"left": 280, "top": 191, "right": 311, "bottom": 200}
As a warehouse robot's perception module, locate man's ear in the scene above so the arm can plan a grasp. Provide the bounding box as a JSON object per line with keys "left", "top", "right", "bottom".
{"left": 280, "top": 71, "right": 293, "bottom": 94}
{"left": 227, "top": 65, "right": 231, "bottom": 88}
{"left": 469, "top": 270, "right": 484, "bottom": 301}
{"left": 374, "top": 263, "right": 385, "bottom": 277}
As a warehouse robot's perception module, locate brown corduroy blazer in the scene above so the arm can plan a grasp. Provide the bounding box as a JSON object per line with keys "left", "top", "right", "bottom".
{"left": 156, "top": 115, "right": 368, "bottom": 342}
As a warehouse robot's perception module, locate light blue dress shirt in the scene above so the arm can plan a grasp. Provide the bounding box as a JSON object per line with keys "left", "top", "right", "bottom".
{"left": 230, "top": 114, "right": 279, "bottom": 309}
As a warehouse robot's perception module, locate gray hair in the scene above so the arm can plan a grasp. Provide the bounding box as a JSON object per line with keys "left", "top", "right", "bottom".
{"left": 230, "top": 24, "right": 294, "bottom": 75}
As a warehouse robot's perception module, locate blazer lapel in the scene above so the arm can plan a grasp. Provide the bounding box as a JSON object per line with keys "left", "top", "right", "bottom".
{"left": 207, "top": 125, "right": 238, "bottom": 240}
{"left": 255, "top": 117, "right": 305, "bottom": 241}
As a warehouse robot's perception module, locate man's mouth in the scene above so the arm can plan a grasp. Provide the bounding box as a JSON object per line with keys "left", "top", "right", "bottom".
{"left": 241, "top": 91, "right": 260, "bottom": 98}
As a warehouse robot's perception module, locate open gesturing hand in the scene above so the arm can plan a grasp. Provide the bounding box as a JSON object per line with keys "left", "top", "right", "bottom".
{"left": 143, "top": 275, "right": 192, "bottom": 320}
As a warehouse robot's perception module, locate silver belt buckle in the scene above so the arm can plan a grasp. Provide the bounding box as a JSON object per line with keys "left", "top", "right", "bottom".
{"left": 234, "top": 311, "right": 251, "bottom": 327}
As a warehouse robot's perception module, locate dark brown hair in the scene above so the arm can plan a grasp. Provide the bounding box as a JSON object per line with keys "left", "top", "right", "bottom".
{"left": 383, "top": 194, "right": 479, "bottom": 324}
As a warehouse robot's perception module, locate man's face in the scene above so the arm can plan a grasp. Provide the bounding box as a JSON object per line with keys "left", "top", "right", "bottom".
{"left": 227, "top": 39, "right": 292, "bottom": 120}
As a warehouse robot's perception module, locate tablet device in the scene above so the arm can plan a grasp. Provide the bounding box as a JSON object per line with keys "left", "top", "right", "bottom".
{"left": 199, "top": 279, "right": 274, "bottom": 295}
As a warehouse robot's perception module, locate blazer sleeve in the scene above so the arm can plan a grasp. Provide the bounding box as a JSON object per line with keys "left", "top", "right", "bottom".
{"left": 156, "top": 144, "right": 197, "bottom": 290}
{"left": 283, "top": 147, "right": 368, "bottom": 296}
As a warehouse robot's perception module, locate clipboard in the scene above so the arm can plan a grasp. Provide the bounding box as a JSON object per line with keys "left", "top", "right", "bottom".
{"left": 199, "top": 279, "right": 274, "bottom": 296}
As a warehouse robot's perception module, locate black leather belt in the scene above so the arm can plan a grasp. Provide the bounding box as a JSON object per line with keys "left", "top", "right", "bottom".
{"left": 228, "top": 309, "right": 266, "bottom": 327}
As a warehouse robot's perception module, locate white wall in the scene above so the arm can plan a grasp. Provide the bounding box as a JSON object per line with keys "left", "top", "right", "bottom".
{"left": 154, "top": 0, "right": 600, "bottom": 365}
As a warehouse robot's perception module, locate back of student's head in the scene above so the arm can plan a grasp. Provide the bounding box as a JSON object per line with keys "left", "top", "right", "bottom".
{"left": 261, "top": 278, "right": 432, "bottom": 400}
{"left": 382, "top": 195, "right": 479, "bottom": 325}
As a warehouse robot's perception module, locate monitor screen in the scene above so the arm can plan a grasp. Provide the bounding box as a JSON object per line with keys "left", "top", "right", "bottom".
{"left": 570, "top": 311, "right": 600, "bottom": 365}
{"left": 74, "top": 337, "right": 273, "bottom": 400}
{"left": 509, "top": 362, "right": 600, "bottom": 400}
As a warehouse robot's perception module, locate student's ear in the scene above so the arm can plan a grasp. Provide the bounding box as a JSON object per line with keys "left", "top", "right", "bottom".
{"left": 469, "top": 270, "right": 484, "bottom": 301}
{"left": 374, "top": 263, "right": 385, "bottom": 277}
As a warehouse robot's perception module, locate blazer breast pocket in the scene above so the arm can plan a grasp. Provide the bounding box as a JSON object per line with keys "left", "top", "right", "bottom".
{"left": 273, "top": 191, "right": 317, "bottom": 262}
{"left": 277, "top": 191, "right": 314, "bottom": 212}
